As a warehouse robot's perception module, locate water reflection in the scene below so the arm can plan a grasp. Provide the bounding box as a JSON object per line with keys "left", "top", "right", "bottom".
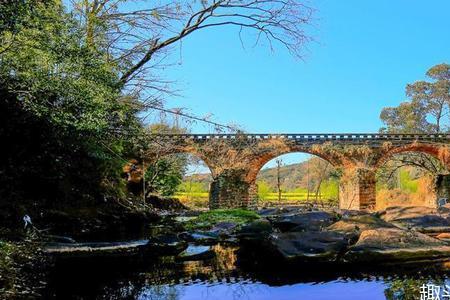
{"left": 44, "top": 243, "right": 450, "bottom": 300}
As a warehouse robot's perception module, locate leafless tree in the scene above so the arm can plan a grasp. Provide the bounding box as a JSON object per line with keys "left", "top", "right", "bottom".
{"left": 275, "top": 158, "right": 283, "bottom": 203}
{"left": 70, "top": 0, "right": 314, "bottom": 103}
{"left": 377, "top": 152, "right": 448, "bottom": 187}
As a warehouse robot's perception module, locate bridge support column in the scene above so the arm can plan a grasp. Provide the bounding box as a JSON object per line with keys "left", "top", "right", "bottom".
{"left": 339, "top": 168, "right": 376, "bottom": 211}
{"left": 435, "top": 174, "right": 450, "bottom": 206}
{"left": 209, "top": 169, "right": 257, "bottom": 209}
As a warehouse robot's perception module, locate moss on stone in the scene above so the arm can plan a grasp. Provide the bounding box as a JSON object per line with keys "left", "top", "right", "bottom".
{"left": 185, "top": 209, "right": 260, "bottom": 231}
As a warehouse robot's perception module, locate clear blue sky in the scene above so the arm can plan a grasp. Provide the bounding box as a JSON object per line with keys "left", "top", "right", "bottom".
{"left": 164, "top": 0, "right": 449, "bottom": 135}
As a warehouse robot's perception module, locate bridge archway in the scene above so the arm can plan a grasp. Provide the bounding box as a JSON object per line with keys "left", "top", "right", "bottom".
{"left": 125, "top": 147, "right": 216, "bottom": 209}
{"left": 375, "top": 143, "right": 450, "bottom": 169}
{"left": 173, "top": 153, "right": 214, "bottom": 210}
{"left": 375, "top": 150, "right": 449, "bottom": 210}
{"left": 246, "top": 146, "right": 347, "bottom": 184}
{"left": 251, "top": 151, "right": 340, "bottom": 207}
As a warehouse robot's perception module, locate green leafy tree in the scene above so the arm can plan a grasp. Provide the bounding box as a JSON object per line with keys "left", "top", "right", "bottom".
{"left": 0, "top": 0, "right": 140, "bottom": 222}
{"left": 378, "top": 64, "right": 450, "bottom": 187}
{"left": 380, "top": 63, "right": 450, "bottom": 133}
{"left": 144, "top": 158, "right": 185, "bottom": 197}
{"left": 138, "top": 123, "right": 189, "bottom": 197}
{"left": 257, "top": 180, "right": 272, "bottom": 201}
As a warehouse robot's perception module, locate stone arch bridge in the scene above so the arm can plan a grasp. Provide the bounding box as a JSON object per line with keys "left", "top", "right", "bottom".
{"left": 139, "top": 133, "right": 450, "bottom": 211}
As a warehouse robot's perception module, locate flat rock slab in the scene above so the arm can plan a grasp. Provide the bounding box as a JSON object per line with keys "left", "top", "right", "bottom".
{"left": 327, "top": 215, "right": 395, "bottom": 234}
{"left": 271, "top": 211, "right": 337, "bottom": 232}
{"left": 269, "top": 231, "right": 349, "bottom": 262}
{"left": 345, "top": 228, "right": 450, "bottom": 263}
{"left": 44, "top": 240, "right": 151, "bottom": 256}
{"left": 379, "top": 206, "right": 438, "bottom": 222}
{"left": 392, "top": 215, "right": 450, "bottom": 233}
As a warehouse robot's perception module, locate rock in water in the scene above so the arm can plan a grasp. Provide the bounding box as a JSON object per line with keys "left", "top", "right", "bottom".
{"left": 269, "top": 231, "right": 349, "bottom": 262}
{"left": 178, "top": 232, "right": 219, "bottom": 245}
{"left": 345, "top": 228, "right": 450, "bottom": 263}
{"left": 150, "top": 234, "right": 188, "bottom": 255}
{"left": 271, "top": 211, "right": 337, "bottom": 232}
{"left": 176, "top": 245, "right": 215, "bottom": 261}
{"left": 43, "top": 240, "right": 151, "bottom": 258}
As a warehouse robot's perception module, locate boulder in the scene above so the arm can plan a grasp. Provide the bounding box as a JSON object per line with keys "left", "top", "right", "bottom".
{"left": 209, "top": 222, "right": 238, "bottom": 236}
{"left": 269, "top": 231, "right": 349, "bottom": 262}
{"left": 149, "top": 234, "right": 188, "bottom": 255}
{"left": 178, "top": 231, "right": 219, "bottom": 245}
{"left": 345, "top": 228, "right": 450, "bottom": 263}
{"left": 327, "top": 214, "right": 395, "bottom": 234}
{"left": 271, "top": 211, "right": 337, "bottom": 232}
{"left": 237, "top": 219, "right": 273, "bottom": 240}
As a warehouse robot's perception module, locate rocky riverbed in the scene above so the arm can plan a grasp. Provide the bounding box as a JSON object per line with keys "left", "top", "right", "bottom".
{"left": 42, "top": 205, "right": 450, "bottom": 267}
{"left": 34, "top": 206, "right": 450, "bottom": 299}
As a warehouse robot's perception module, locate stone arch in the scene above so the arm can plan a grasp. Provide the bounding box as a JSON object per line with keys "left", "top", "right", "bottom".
{"left": 123, "top": 146, "right": 216, "bottom": 204}
{"left": 245, "top": 146, "right": 348, "bottom": 184}
{"left": 152, "top": 145, "right": 218, "bottom": 177}
{"left": 373, "top": 143, "right": 450, "bottom": 209}
{"left": 245, "top": 148, "right": 343, "bottom": 207}
{"left": 374, "top": 142, "right": 450, "bottom": 170}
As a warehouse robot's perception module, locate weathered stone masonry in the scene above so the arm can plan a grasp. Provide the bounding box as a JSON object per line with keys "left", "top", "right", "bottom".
{"left": 141, "top": 133, "right": 450, "bottom": 211}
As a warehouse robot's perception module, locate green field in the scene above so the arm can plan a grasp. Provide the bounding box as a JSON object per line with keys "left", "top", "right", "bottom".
{"left": 174, "top": 191, "right": 338, "bottom": 208}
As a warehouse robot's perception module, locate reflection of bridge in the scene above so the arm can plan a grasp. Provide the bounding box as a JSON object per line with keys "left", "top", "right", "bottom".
{"left": 143, "top": 133, "right": 450, "bottom": 210}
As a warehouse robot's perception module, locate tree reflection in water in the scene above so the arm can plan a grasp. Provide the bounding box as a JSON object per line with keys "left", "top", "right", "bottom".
{"left": 45, "top": 243, "right": 450, "bottom": 299}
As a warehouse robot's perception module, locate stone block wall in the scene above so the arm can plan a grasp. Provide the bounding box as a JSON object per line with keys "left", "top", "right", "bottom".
{"left": 339, "top": 168, "right": 376, "bottom": 211}
{"left": 209, "top": 170, "right": 257, "bottom": 209}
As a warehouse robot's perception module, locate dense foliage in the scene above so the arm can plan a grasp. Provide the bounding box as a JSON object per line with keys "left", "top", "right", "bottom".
{"left": 0, "top": 0, "right": 141, "bottom": 224}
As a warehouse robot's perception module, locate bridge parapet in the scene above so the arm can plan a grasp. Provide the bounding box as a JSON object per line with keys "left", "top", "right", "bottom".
{"left": 154, "top": 133, "right": 450, "bottom": 145}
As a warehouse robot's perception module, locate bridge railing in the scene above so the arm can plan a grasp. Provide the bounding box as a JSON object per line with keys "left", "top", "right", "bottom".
{"left": 153, "top": 133, "right": 450, "bottom": 143}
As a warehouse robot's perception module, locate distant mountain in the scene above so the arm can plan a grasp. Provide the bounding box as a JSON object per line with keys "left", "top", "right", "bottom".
{"left": 184, "top": 162, "right": 311, "bottom": 191}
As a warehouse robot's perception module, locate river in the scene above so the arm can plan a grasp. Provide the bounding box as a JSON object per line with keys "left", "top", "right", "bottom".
{"left": 42, "top": 242, "right": 450, "bottom": 299}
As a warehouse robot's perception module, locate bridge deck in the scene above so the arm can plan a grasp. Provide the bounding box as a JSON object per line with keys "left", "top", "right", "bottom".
{"left": 153, "top": 133, "right": 450, "bottom": 144}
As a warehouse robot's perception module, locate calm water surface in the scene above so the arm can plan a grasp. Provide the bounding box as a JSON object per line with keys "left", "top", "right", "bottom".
{"left": 43, "top": 243, "right": 450, "bottom": 300}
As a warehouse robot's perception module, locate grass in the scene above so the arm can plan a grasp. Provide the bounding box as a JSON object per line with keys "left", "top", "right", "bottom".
{"left": 175, "top": 192, "right": 209, "bottom": 198}
{"left": 184, "top": 209, "right": 260, "bottom": 231}
{"left": 0, "top": 240, "right": 36, "bottom": 297}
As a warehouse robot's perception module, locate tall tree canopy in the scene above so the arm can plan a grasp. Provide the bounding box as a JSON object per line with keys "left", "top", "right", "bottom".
{"left": 378, "top": 63, "right": 450, "bottom": 178}
{"left": 380, "top": 63, "right": 450, "bottom": 134}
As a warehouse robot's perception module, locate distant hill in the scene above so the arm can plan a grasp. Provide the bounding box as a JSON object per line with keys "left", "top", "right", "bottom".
{"left": 183, "top": 162, "right": 311, "bottom": 191}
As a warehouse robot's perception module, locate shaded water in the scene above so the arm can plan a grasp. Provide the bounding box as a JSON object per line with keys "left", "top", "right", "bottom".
{"left": 43, "top": 242, "right": 450, "bottom": 300}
